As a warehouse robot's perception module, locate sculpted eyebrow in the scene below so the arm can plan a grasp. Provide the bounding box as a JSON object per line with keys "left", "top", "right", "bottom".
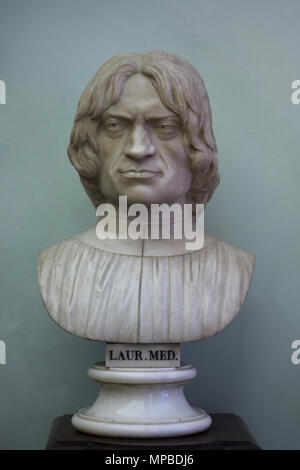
{"left": 146, "top": 116, "right": 180, "bottom": 124}
{"left": 102, "top": 112, "right": 133, "bottom": 121}
{"left": 100, "top": 113, "right": 181, "bottom": 126}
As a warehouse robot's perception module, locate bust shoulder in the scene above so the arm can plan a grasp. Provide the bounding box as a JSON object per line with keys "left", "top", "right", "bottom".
{"left": 37, "top": 233, "right": 255, "bottom": 342}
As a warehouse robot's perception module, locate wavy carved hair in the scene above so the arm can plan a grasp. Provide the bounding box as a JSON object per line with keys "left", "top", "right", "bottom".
{"left": 67, "top": 51, "right": 220, "bottom": 208}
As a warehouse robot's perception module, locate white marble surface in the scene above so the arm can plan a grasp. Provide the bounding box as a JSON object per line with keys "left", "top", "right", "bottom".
{"left": 38, "top": 51, "right": 256, "bottom": 438}
{"left": 71, "top": 362, "right": 212, "bottom": 438}
{"left": 38, "top": 230, "right": 255, "bottom": 343}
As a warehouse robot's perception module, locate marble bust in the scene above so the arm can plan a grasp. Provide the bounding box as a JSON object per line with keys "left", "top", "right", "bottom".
{"left": 38, "top": 51, "right": 255, "bottom": 344}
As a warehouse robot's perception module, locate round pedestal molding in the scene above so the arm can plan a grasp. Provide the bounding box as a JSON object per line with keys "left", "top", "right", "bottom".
{"left": 72, "top": 362, "right": 212, "bottom": 438}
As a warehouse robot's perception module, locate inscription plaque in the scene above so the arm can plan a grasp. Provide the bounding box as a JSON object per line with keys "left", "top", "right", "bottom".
{"left": 105, "top": 343, "right": 180, "bottom": 368}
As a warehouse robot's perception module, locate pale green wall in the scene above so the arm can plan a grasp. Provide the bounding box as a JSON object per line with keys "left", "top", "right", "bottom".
{"left": 0, "top": 0, "right": 299, "bottom": 449}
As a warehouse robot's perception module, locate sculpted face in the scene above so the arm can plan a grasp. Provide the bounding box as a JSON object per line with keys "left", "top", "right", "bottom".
{"left": 97, "top": 74, "right": 192, "bottom": 206}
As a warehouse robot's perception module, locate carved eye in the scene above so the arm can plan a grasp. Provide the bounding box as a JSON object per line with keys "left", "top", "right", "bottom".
{"left": 103, "top": 119, "right": 125, "bottom": 135}
{"left": 107, "top": 121, "right": 121, "bottom": 130}
{"left": 156, "top": 122, "right": 179, "bottom": 138}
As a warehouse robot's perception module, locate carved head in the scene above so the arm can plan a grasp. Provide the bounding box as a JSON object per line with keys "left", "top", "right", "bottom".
{"left": 67, "top": 51, "right": 220, "bottom": 207}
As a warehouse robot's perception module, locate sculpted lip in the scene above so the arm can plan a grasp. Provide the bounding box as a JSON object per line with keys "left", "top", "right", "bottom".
{"left": 120, "top": 169, "right": 161, "bottom": 179}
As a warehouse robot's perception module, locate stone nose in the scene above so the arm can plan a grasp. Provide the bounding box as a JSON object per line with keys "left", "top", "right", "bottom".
{"left": 125, "top": 124, "right": 155, "bottom": 160}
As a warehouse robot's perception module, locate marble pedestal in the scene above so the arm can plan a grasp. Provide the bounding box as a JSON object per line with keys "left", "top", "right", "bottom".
{"left": 71, "top": 362, "right": 211, "bottom": 438}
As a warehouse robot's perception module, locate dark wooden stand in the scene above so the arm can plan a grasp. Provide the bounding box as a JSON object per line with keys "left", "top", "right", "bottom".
{"left": 46, "top": 414, "right": 261, "bottom": 450}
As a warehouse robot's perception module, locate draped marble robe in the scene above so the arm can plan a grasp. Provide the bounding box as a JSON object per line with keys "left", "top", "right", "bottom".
{"left": 38, "top": 226, "right": 255, "bottom": 343}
